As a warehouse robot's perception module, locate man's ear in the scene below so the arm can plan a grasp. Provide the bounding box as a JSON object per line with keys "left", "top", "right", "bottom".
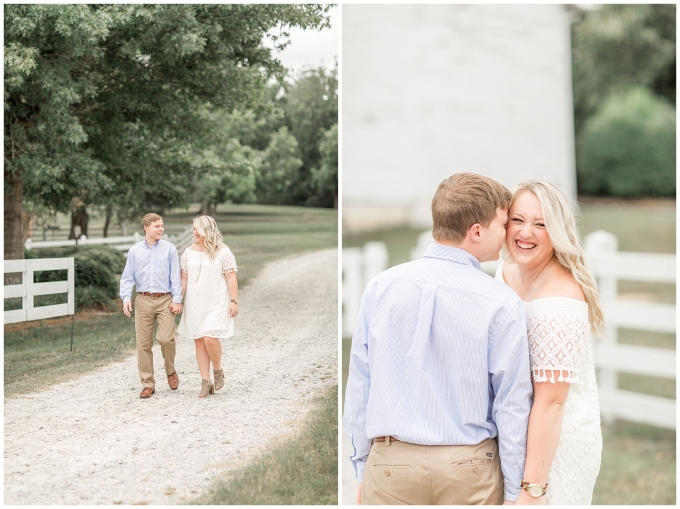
{"left": 468, "top": 223, "right": 482, "bottom": 241}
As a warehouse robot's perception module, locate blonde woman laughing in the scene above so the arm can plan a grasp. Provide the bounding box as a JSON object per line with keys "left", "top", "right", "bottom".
{"left": 177, "top": 215, "right": 239, "bottom": 398}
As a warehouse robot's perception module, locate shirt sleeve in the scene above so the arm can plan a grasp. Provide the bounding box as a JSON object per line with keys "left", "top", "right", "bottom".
{"left": 119, "top": 248, "right": 136, "bottom": 304}
{"left": 488, "top": 299, "right": 533, "bottom": 502}
{"left": 342, "top": 281, "right": 377, "bottom": 483}
{"left": 169, "top": 245, "right": 183, "bottom": 304}
{"left": 222, "top": 247, "right": 237, "bottom": 273}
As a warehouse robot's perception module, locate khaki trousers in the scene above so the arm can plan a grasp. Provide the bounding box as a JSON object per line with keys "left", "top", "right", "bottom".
{"left": 362, "top": 437, "right": 504, "bottom": 505}
{"left": 134, "top": 294, "right": 176, "bottom": 388}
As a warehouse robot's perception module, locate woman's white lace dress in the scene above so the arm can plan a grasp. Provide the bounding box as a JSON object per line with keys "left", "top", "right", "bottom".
{"left": 176, "top": 246, "right": 237, "bottom": 341}
{"left": 496, "top": 263, "right": 602, "bottom": 504}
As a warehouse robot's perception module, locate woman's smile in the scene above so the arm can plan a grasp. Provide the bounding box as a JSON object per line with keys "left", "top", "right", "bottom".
{"left": 506, "top": 191, "right": 553, "bottom": 266}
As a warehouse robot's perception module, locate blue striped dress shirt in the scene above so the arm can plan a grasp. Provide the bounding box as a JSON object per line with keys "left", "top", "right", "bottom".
{"left": 343, "top": 244, "right": 533, "bottom": 501}
{"left": 119, "top": 239, "right": 183, "bottom": 304}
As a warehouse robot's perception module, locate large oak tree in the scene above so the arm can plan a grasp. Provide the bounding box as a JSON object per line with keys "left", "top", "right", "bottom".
{"left": 5, "top": 4, "right": 330, "bottom": 259}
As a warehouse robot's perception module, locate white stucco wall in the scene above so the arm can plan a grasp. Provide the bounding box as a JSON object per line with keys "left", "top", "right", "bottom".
{"left": 343, "top": 4, "right": 577, "bottom": 232}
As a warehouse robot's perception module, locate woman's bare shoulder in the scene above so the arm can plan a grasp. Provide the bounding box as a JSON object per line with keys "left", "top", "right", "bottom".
{"left": 540, "top": 263, "right": 586, "bottom": 302}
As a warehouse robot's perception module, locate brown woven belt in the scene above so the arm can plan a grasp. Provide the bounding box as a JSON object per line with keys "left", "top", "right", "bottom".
{"left": 138, "top": 292, "right": 171, "bottom": 297}
{"left": 372, "top": 436, "right": 401, "bottom": 444}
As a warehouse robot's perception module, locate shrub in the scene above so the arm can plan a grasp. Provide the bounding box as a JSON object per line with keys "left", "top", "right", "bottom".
{"left": 577, "top": 87, "right": 676, "bottom": 197}
{"left": 76, "top": 286, "right": 115, "bottom": 311}
{"left": 32, "top": 245, "right": 122, "bottom": 309}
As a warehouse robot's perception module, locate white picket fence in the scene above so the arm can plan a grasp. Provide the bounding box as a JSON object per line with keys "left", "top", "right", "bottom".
{"left": 4, "top": 258, "right": 75, "bottom": 324}
{"left": 24, "top": 226, "right": 194, "bottom": 255}
{"left": 342, "top": 230, "right": 676, "bottom": 429}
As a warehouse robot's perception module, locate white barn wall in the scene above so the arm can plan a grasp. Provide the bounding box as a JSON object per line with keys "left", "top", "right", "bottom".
{"left": 343, "top": 5, "right": 577, "bottom": 232}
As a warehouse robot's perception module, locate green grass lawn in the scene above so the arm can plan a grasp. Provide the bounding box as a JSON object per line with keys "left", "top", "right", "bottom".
{"left": 193, "top": 384, "right": 338, "bottom": 505}
{"left": 342, "top": 199, "right": 676, "bottom": 505}
{"left": 4, "top": 312, "right": 137, "bottom": 398}
{"left": 203, "top": 204, "right": 337, "bottom": 288}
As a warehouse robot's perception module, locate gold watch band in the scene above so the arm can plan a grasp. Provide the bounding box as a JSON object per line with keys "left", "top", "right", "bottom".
{"left": 520, "top": 478, "right": 548, "bottom": 497}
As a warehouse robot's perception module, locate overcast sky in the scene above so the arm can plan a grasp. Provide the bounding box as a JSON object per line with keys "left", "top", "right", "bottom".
{"left": 271, "top": 5, "right": 338, "bottom": 73}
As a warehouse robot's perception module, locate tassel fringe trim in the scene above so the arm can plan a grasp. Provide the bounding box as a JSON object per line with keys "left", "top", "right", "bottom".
{"left": 532, "top": 369, "right": 582, "bottom": 385}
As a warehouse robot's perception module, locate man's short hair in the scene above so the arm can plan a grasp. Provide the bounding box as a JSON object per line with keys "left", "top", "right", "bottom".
{"left": 431, "top": 173, "right": 511, "bottom": 243}
{"left": 141, "top": 213, "right": 163, "bottom": 229}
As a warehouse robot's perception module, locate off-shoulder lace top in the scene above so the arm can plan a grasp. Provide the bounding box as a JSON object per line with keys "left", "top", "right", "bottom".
{"left": 494, "top": 261, "right": 602, "bottom": 505}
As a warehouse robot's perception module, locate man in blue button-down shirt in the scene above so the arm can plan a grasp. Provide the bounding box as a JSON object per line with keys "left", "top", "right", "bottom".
{"left": 120, "top": 213, "right": 183, "bottom": 399}
{"left": 343, "top": 173, "right": 533, "bottom": 504}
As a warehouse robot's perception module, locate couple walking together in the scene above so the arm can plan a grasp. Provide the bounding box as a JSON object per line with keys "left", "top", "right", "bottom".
{"left": 344, "top": 173, "right": 603, "bottom": 505}
{"left": 120, "top": 213, "right": 239, "bottom": 398}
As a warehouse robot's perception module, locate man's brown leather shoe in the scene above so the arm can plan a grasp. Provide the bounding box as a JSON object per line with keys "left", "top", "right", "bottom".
{"left": 167, "top": 371, "right": 179, "bottom": 390}
{"left": 140, "top": 387, "right": 155, "bottom": 399}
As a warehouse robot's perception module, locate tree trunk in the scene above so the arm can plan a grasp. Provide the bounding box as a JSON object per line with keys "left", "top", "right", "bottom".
{"left": 4, "top": 168, "right": 24, "bottom": 261}
{"left": 199, "top": 199, "right": 215, "bottom": 217}
{"left": 103, "top": 206, "right": 112, "bottom": 238}
{"left": 69, "top": 200, "right": 89, "bottom": 239}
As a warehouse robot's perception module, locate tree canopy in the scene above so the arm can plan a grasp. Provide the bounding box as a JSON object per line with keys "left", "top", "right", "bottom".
{"left": 571, "top": 4, "right": 675, "bottom": 197}
{"left": 4, "top": 4, "right": 332, "bottom": 259}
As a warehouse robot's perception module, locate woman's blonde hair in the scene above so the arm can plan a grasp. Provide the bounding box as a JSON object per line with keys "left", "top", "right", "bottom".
{"left": 509, "top": 181, "right": 604, "bottom": 335}
{"left": 193, "top": 215, "right": 225, "bottom": 261}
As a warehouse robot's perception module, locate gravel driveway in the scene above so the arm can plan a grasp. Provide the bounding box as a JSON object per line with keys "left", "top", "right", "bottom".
{"left": 4, "top": 249, "right": 338, "bottom": 505}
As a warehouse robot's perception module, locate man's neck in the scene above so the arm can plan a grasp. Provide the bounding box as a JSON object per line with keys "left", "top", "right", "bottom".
{"left": 145, "top": 236, "right": 160, "bottom": 247}
{"left": 435, "top": 240, "right": 481, "bottom": 263}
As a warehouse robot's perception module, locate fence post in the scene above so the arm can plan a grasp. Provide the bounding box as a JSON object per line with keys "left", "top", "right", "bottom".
{"left": 363, "top": 242, "right": 388, "bottom": 283}
{"left": 342, "top": 248, "right": 363, "bottom": 337}
{"left": 410, "top": 231, "right": 434, "bottom": 261}
{"left": 584, "top": 230, "right": 618, "bottom": 424}
{"left": 133, "top": 232, "right": 141, "bottom": 244}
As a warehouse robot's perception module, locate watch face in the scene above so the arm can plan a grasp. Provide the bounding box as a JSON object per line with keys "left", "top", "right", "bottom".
{"left": 529, "top": 485, "right": 543, "bottom": 497}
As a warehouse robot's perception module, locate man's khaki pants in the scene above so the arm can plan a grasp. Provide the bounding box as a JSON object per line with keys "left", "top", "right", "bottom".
{"left": 362, "top": 437, "right": 504, "bottom": 505}
{"left": 134, "top": 294, "right": 176, "bottom": 389}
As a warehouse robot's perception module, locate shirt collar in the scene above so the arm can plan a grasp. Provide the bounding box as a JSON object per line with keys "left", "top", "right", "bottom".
{"left": 422, "top": 243, "right": 481, "bottom": 270}
{"left": 144, "top": 238, "right": 161, "bottom": 248}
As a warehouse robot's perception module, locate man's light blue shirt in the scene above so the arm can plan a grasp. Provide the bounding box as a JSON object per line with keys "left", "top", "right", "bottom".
{"left": 342, "top": 244, "right": 533, "bottom": 501}
{"left": 119, "top": 238, "right": 183, "bottom": 304}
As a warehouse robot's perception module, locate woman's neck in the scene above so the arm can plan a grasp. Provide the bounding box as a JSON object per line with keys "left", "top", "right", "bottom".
{"left": 511, "top": 255, "right": 556, "bottom": 295}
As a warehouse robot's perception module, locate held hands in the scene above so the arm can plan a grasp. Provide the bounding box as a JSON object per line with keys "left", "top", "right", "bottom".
{"left": 357, "top": 484, "right": 362, "bottom": 505}
{"left": 169, "top": 303, "right": 183, "bottom": 314}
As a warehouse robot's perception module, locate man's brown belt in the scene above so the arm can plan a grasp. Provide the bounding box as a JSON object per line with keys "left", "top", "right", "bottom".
{"left": 138, "top": 292, "right": 171, "bottom": 297}
{"left": 372, "top": 436, "right": 402, "bottom": 444}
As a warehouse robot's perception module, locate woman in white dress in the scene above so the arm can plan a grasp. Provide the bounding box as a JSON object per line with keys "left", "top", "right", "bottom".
{"left": 177, "top": 215, "right": 239, "bottom": 398}
{"left": 496, "top": 181, "right": 603, "bottom": 505}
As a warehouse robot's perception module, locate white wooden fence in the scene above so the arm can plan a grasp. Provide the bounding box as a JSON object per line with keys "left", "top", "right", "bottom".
{"left": 342, "top": 242, "right": 388, "bottom": 337}
{"left": 584, "top": 230, "right": 675, "bottom": 429}
{"left": 342, "top": 230, "right": 676, "bottom": 429}
{"left": 24, "top": 226, "right": 194, "bottom": 254}
{"left": 4, "top": 258, "right": 75, "bottom": 324}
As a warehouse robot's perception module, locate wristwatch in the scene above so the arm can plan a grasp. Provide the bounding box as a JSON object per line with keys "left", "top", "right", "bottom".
{"left": 520, "top": 479, "right": 548, "bottom": 497}
{"left": 230, "top": 298, "right": 239, "bottom": 305}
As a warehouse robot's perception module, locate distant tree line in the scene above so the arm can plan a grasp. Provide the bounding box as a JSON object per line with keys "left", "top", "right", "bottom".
{"left": 4, "top": 4, "right": 336, "bottom": 261}
{"left": 571, "top": 5, "right": 675, "bottom": 198}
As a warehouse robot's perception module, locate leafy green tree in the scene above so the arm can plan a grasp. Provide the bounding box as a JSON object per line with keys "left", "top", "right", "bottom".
{"left": 256, "top": 127, "right": 304, "bottom": 205}
{"left": 577, "top": 88, "right": 675, "bottom": 197}
{"left": 5, "top": 4, "right": 331, "bottom": 259}
{"left": 192, "top": 138, "right": 259, "bottom": 216}
{"left": 278, "top": 64, "right": 338, "bottom": 206}
{"left": 571, "top": 4, "right": 675, "bottom": 137}
{"left": 310, "top": 123, "right": 338, "bottom": 208}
